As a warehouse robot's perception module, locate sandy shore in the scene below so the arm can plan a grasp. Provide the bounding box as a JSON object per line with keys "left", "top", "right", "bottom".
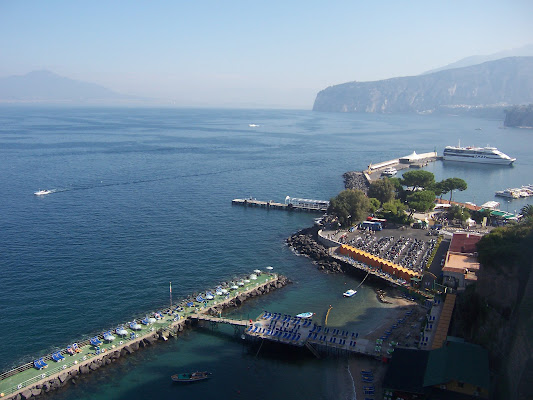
{"left": 349, "top": 289, "right": 427, "bottom": 399}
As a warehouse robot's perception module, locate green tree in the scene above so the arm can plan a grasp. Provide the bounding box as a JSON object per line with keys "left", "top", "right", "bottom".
{"left": 440, "top": 177, "right": 468, "bottom": 201}
{"left": 389, "top": 177, "right": 405, "bottom": 201}
{"left": 400, "top": 170, "right": 435, "bottom": 190}
{"left": 521, "top": 204, "right": 533, "bottom": 218}
{"left": 328, "top": 189, "right": 371, "bottom": 227}
{"left": 368, "top": 178, "right": 395, "bottom": 205}
{"left": 369, "top": 197, "right": 381, "bottom": 213}
{"left": 406, "top": 190, "right": 436, "bottom": 214}
{"left": 379, "top": 199, "right": 408, "bottom": 223}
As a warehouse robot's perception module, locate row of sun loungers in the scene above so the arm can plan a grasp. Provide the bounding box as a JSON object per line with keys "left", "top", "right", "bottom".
{"left": 33, "top": 358, "right": 48, "bottom": 370}
{"left": 51, "top": 351, "right": 65, "bottom": 362}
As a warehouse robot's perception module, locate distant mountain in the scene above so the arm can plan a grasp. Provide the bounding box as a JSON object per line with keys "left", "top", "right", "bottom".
{"left": 312, "top": 57, "right": 533, "bottom": 114}
{"left": 0, "top": 70, "right": 131, "bottom": 103}
{"left": 422, "top": 44, "right": 533, "bottom": 75}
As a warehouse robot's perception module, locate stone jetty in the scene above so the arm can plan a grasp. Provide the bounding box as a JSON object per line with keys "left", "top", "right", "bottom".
{"left": 1, "top": 273, "right": 289, "bottom": 400}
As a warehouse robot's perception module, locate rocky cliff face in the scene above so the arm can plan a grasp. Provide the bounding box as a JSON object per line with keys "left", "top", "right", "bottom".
{"left": 504, "top": 104, "right": 533, "bottom": 127}
{"left": 313, "top": 57, "right": 533, "bottom": 114}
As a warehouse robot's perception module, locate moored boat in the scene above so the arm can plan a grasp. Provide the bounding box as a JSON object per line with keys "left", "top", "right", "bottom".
{"left": 296, "top": 312, "right": 314, "bottom": 319}
{"left": 343, "top": 289, "right": 357, "bottom": 297}
{"left": 443, "top": 145, "right": 515, "bottom": 165}
{"left": 171, "top": 371, "right": 211, "bottom": 383}
{"left": 381, "top": 167, "right": 397, "bottom": 177}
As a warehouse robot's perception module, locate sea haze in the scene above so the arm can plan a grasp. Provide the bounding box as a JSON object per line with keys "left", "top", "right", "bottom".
{"left": 0, "top": 107, "right": 531, "bottom": 399}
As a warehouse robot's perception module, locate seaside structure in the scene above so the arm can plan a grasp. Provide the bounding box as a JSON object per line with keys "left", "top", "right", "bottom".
{"left": 0, "top": 272, "right": 286, "bottom": 400}
{"left": 232, "top": 196, "right": 329, "bottom": 212}
{"left": 441, "top": 233, "right": 483, "bottom": 290}
{"left": 338, "top": 245, "right": 421, "bottom": 284}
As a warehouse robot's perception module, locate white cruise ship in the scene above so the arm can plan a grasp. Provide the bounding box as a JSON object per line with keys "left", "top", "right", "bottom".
{"left": 443, "top": 145, "right": 516, "bottom": 165}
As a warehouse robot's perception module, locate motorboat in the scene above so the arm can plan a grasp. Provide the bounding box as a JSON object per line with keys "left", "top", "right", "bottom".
{"left": 34, "top": 189, "right": 52, "bottom": 196}
{"left": 296, "top": 312, "right": 314, "bottom": 319}
{"left": 381, "top": 167, "right": 397, "bottom": 177}
{"left": 171, "top": 371, "right": 211, "bottom": 383}
{"left": 495, "top": 189, "right": 521, "bottom": 199}
{"left": 343, "top": 289, "right": 357, "bottom": 297}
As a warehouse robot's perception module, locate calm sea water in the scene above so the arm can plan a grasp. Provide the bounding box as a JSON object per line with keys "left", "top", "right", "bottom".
{"left": 1, "top": 107, "right": 531, "bottom": 399}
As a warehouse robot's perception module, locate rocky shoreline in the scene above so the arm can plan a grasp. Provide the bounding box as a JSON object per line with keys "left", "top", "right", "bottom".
{"left": 342, "top": 171, "right": 370, "bottom": 192}
{"left": 286, "top": 226, "right": 344, "bottom": 273}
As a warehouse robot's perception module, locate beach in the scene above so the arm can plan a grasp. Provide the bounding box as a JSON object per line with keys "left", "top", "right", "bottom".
{"left": 349, "top": 289, "right": 427, "bottom": 399}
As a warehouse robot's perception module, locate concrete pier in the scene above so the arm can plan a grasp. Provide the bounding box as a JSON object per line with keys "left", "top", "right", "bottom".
{"left": 232, "top": 196, "right": 329, "bottom": 212}
{"left": 0, "top": 272, "right": 288, "bottom": 400}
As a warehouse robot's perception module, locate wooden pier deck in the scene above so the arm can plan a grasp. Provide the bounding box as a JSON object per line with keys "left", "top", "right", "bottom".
{"left": 196, "top": 311, "right": 390, "bottom": 359}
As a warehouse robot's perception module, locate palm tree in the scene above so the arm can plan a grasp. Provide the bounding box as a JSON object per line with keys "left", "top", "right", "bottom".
{"left": 521, "top": 204, "right": 533, "bottom": 217}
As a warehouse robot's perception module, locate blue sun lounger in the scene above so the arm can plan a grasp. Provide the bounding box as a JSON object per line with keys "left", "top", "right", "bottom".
{"left": 34, "top": 359, "right": 44, "bottom": 370}
{"left": 52, "top": 351, "right": 65, "bottom": 362}
{"left": 90, "top": 337, "right": 102, "bottom": 346}
{"left": 39, "top": 357, "right": 48, "bottom": 368}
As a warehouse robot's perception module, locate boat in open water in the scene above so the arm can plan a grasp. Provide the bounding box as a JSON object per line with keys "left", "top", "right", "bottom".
{"left": 343, "top": 289, "right": 357, "bottom": 297}
{"left": 34, "top": 189, "right": 52, "bottom": 196}
{"left": 171, "top": 371, "right": 211, "bottom": 383}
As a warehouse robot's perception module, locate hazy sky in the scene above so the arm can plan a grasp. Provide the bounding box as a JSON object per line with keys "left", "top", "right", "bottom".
{"left": 1, "top": 1, "right": 532, "bottom": 108}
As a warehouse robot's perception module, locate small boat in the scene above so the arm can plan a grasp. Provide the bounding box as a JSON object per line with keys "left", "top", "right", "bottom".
{"left": 296, "top": 312, "right": 314, "bottom": 319}
{"left": 343, "top": 289, "right": 357, "bottom": 297}
{"left": 381, "top": 167, "right": 397, "bottom": 177}
{"left": 34, "top": 189, "right": 52, "bottom": 196}
{"left": 171, "top": 371, "right": 211, "bottom": 383}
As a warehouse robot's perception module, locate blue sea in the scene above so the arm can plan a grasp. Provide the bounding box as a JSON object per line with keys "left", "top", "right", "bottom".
{"left": 1, "top": 107, "right": 532, "bottom": 399}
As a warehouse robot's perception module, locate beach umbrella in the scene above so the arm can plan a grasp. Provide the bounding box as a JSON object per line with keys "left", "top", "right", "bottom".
{"left": 244, "top": 279, "right": 250, "bottom": 283}
{"left": 254, "top": 269, "right": 261, "bottom": 273}
{"left": 266, "top": 266, "right": 273, "bottom": 270}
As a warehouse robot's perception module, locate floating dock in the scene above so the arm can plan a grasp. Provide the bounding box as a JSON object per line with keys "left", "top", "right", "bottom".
{"left": 0, "top": 272, "right": 284, "bottom": 399}
{"left": 232, "top": 196, "right": 329, "bottom": 213}
{"left": 194, "top": 311, "right": 404, "bottom": 359}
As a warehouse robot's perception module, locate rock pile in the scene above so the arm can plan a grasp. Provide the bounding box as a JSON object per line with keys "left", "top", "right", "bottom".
{"left": 286, "top": 227, "right": 344, "bottom": 273}
{"left": 343, "top": 171, "right": 370, "bottom": 193}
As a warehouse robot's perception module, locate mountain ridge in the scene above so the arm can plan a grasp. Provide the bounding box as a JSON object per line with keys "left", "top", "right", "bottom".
{"left": 0, "top": 70, "right": 133, "bottom": 103}
{"left": 312, "top": 57, "right": 533, "bottom": 114}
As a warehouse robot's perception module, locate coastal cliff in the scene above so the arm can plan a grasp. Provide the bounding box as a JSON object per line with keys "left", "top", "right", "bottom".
{"left": 504, "top": 104, "right": 533, "bottom": 127}
{"left": 313, "top": 57, "right": 533, "bottom": 115}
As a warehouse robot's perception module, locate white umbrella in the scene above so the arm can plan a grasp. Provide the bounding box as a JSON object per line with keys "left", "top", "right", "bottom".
{"left": 231, "top": 285, "right": 239, "bottom": 290}
{"left": 266, "top": 266, "right": 273, "bottom": 270}
{"left": 244, "top": 279, "right": 250, "bottom": 283}
{"left": 238, "top": 281, "right": 245, "bottom": 286}
{"left": 254, "top": 269, "right": 261, "bottom": 273}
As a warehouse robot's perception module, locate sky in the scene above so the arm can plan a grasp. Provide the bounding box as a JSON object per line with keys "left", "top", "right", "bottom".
{"left": 1, "top": 1, "right": 532, "bottom": 108}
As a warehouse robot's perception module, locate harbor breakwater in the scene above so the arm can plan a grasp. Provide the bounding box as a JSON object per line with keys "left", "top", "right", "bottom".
{"left": 2, "top": 274, "right": 290, "bottom": 400}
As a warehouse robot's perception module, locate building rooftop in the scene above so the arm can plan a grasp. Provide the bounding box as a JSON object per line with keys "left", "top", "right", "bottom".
{"left": 449, "top": 232, "right": 483, "bottom": 253}
{"left": 443, "top": 252, "right": 480, "bottom": 273}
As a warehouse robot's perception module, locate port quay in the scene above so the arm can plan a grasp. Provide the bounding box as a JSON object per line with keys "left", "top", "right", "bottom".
{"left": 232, "top": 196, "right": 329, "bottom": 212}
{"left": 0, "top": 272, "right": 287, "bottom": 400}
